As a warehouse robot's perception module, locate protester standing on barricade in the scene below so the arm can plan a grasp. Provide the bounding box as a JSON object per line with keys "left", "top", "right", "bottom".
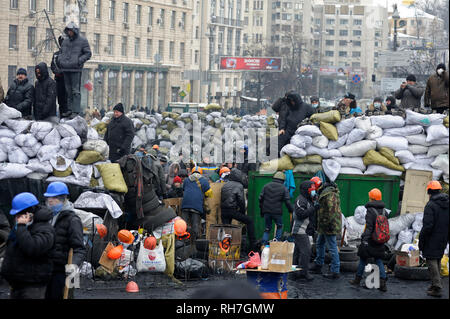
{"left": 424, "top": 63, "right": 449, "bottom": 114}
{"left": 395, "top": 74, "right": 424, "bottom": 109}
{"left": 1, "top": 193, "right": 55, "bottom": 299}
{"left": 104, "top": 103, "right": 135, "bottom": 162}
{"left": 33, "top": 62, "right": 57, "bottom": 122}
{"left": 419, "top": 181, "right": 449, "bottom": 298}
{"left": 349, "top": 188, "right": 389, "bottom": 292}
{"left": 4, "top": 68, "right": 34, "bottom": 119}
{"left": 43, "top": 182, "right": 85, "bottom": 299}
{"left": 51, "top": 36, "right": 68, "bottom": 117}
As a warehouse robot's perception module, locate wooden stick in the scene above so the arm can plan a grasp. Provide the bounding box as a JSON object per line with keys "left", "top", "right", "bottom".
{"left": 340, "top": 226, "right": 347, "bottom": 248}
{"left": 63, "top": 248, "right": 74, "bottom": 300}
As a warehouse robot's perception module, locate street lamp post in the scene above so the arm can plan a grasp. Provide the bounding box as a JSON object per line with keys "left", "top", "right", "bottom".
{"left": 392, "top": 4, "right": 400, "bottom": 52}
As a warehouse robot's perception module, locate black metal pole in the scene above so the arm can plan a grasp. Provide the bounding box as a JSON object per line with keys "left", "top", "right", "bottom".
{"left": 257, "top": 72, "right": 261, "bottom": 112}
{"left": 43, "top": 9, "right": 60, "bottom": 49}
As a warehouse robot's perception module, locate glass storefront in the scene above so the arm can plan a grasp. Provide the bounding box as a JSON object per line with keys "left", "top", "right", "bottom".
{"left": 146, "top": 72, "right": 155, "bottom": 109}
{"left": 93, "top": 69, "right": 104, "bottom": 109}
{"left": 134, "top": 71, "right": 144, "bottom": 108}
{"left": 107, "top": 70, "right": 118, "bottom": 108}
{"left": 158, "top": 72, "right": 167, "bottom": 109}
{"left": 122, "top": 71, "right": 131, "bottom": 110}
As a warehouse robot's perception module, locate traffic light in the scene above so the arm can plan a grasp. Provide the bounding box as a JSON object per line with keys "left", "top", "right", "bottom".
{"left": 372, "top": 74, "right": 376, "bottom": 82}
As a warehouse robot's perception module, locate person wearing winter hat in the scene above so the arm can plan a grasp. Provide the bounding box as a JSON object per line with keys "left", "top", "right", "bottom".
{"left": 167, "top": 176, "right": 184, "bottom": 198}
{"left": 366, "top": 96, "right": 387, "bottom": 115}
{"left": 4, "top": 68, "right": 34, "bottom": 119}
{"left": 395, "top": 74, "right": 424, "bottom": 109}
{"left": 384, "top": 96, "right": 398, "bottom": 114}
{"left": 425, "top": 63, "right": 449, "bottom": 113}
{"left": 104, "top": 103, "right": 135, "bottom": 162}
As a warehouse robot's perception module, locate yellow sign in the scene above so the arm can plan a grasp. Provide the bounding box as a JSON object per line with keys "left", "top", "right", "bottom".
{"left": 186, "top": 82, "right": 191, "bottom": 93}
{"left": 402, "top": 0, "right": 415, "bottom": 5}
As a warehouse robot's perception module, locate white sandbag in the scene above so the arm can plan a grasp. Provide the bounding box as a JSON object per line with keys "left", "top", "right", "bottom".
{"left": 73, "top": 191, "right": 123, "bottom": 218}
{"left": 413, "top": 155, "right": 436, "bottom": 165}
{"left": 50, "top": 154, "right": 73, "bottom": 171}
{"left": 27, "top": 172, "right": 49, "bottom": 180}
{"left": 0, "top": 149, "right": 7, "bottom": 162}
{"left": 339, "top": 167, "right": 364, "bottom": 175}
{"left": 403, "top": 163, "right": 443, "bottom": 180}
{"left": 26, "top": 159, "right": 53, "bottom": 174}
{"left": 0, "top": 163, "right": 32, "bottom": 179}
{"left": 0, "top": 127, "right": 16, "bottom": 138}
{"left": 83, "top": 139, "right": 109, "bottom": 159}
{"left": 366, "top": 126, "right": 383, "bottom": 140}
{"left": 389, "top": 213, "right": 416, "bottom": 236}
{"left": 371, "top": 115, "right": 405, "bottom": 129}
{"left": 405, "top": 109, "right": 445, "bottom": 126}
{"left": 7, "top": 146, "right": 29, "bottom": 164}
{"left": 90, "top": 118, "right": 100, "bottom": 127}
{"left": 364, "top": 165, "right": 403, "bottom": 176}
{"left": 60, "top": 116, "right": 88, "bottom": 138}
{"left": 346, "top": 216, "right": 365, "bottom": 241}
{"left": 332, "top": 157, "right": 366, "bottom": 171}
{"left": 338, "top": 140, "right": 376, "bottom": 157}
{"left": 405, "top": 134, "right": 432, "bottom": 146}
{"left": 295, "top": 125, "right": 322, "bottom": 137}
{"left": 346, "top": 128, "right": 366, "bottom": 145}
{"left": 14, "top": 134, "right": 38, "bottom": 148}
{"left": 42, "top": 128, "right": 61, "bottom": 145}
{"left": 46, "top": 175, "right": 91, "bottom": 187}
{"left": 408, "top": 144, "right": 428, "bottom": 155}
{"left": 74, "top": 208, "right": 104, "bottom": 235}
{"left": 384, "top": 125, "right": 423, "bottom": 137}
{"left": 146, "top": 127, "right": 156, "bottom": 141}
{"left": 280, "top": 144, "right": 307, "bottom": 158}
{"left": 64, "top": 149, "right": 79, "bottom": 160}
{"left": 37, "top": 145, "right": 60, "bottom": 162}
{"left": 87, "top": 127, "right": 99, "bottom": 140}
{"left": 60, "top": 135, "right": 82, "bottom": 150}
{"left": 375, "top": 136, "right": 408, "bottom": 151}
{"left": 160, "top": 141, "right": 173, "bottom": 150}
{"left": 387, "top": 235, "right": 398, "bottom": 248}
{"left": 328, "top": 133, "right": 348, "bottom": 150}
{"left": 5, "top": 119, "right": 33, "bottom": 134}
{"left": 131, "top": 135, "right": 143, "bottom": 150}
{"left": 336, "top": 117, "right": 356, "bottom": 136}
{"left": 29, "top": 121, "right": 53, "bottom": 140}
{"left": 427, "top": 144, "right": 449, "bottom": 157}
{"left": 395, "top": 150, "right": 416, "bottom": 164}
{"left": 431, "top": 137, "right": 449, "bottom": 145}
{"left": 71, "top": 162, "right": 93, "bottom": 180}
{"left": 355, "top": 117, "right": 372, "bottom": 132}
{"left": 0, "top": 103, "right": 22, "bottom": 124}
{"left": 431, "top": 154, "right": 449, "bottom": 176}
{"left": 56, "top": 123, "right": 78, "bottom": 138}
{"left": 395, "top": 229, "right": 414, "bottom": 250}
{"left": 425, "top": 125, "right": 449, "bottom": 143}
{"left": 136, "top": 127, "right": 148, "bottom": 145}
{"left": 322, "top": 159, "right": 340, "bottom": 182}
{"left": 290, "top": 134, "right": 313, "bottom": 149}
{"left": 412, "top": 213, "right": 423, "bottom": 232}
{"left": 22, "top": 142, "right": 42, "bottom": 158}
{"left": 312, "top": 135, "right": 329, "bottom": 149}
{"left": 354, "top": 206, "right": 367, "bottom": 225}
{"left": 306, "top": 146, "right": 341, "bottom": 159}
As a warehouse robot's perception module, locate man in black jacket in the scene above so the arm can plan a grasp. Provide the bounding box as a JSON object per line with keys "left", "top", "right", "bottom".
{"left": 236, "top": 145, "right": 256, "bottom": 188}
{"left": 221, "top": 168, "right": 257, "bottom": 251}
{"left": 349, "top": 188, "right": 388, "bottom": 292}
{"left": 278, "top": 92, "right": 314, "bottom": 155}
{"left": 395, "top": 74, "right": 424, "bottom": 109}
{"left": 1, "top": 192, "right": 55, "bottom": 299}
{"left": 51, "top": 36, "right": 68, "bottom": 117}
{"left": 34, "top": 62, "right": 57, "bottom": 121}
{"left": 43, "top": 182, "right": 85, "bottom": 299}
{"left": 57, "top": 22, "right": 92, "bottom": 117}
{"left": 259, "top": 171, "right": 294, "bottom": 245}
{"left": 104, "top": 103, "right": 135, "bottom": 162}
{"left": 5, "top": 68, "right": 34, "bottom": 119}
{"left": 292, "top": 181, "right": 318, "bottom": 281}
{"left": 419, "top": 181, "right": 449, "bottom": 298}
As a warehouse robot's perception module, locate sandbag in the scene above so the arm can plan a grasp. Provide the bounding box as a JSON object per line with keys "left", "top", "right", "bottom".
{"left": 389, "top": 213, "right": 416, "bottom": 236}
{"left": 7, "top": 146, "right": 29, "bottom": 164}
{"left": 425, "top": 125, "right": 449, "bottom": 143}
{"left": 403, "top": 163, "right": 443, "bottom": 180}
{"left": 366, "top": 125, "right": 383, "bottom": 140}
{"left": 280, "top": 144, "right": 307, "bottom": 158}
{"left": 322, "top": 159, "right": 340, "bottom": 182}
{"left": 71, "top": 162, "right": 94, "bottom": 180}
{"left": 336, "top": 117, "right": 356, "bottom": 136}
{"left": 332, "top": 157, "right": 366, "bottom": 171}
{"left": 312, "top": 135, "right": 329, "bottom": 149}
{"left": 370, "top": 115, "right": 405, "bottom": 129}
{"left": 379, "top": 147, "right": 400, "bottom": 165}
{"left": 42, "top": 128, "right": 61, "bottom": 145}
{"left": 431, "top": 154, "right": 449, "bottom": 176}
{"left": 319, "top": 122, "right": 338, "bottom": 141}
{"left": 413, "top": 154, "right": 436, "bottom": 165}
{"left": 363, "top": 150, "right": 404, "bottom": 171}
{"left": 0, "top": 163, "right": 32, "bottom": 179}
{"left": 5, "top": 119, "right": 32, "bottom": 134}
{"left": 22, "top": 142, "right": 42, "bottom": 158}
{"left": 0, "top": 127, "right": 16, "bottom": 138}
{"left": 427, "top": 144, "right": 449, "bottom": 157}
{"left": 364, "top": 165, "right": 403, "bottom": 176}
{"left": 295, "top": 125, "right": 322, "bottom": 137}
{"left": 306, "top": 146, "right": 341, "bottom": 159}
{"left": 346, "top": 216, "right": 365, "bottom": 241}
{"left": 291, "top": 155, "right": 322, "bottom": 165}
{"left": 346, "top": 128, "right": 366, "bottom": 145}
{"left": 338, "top": 140, "right": 376, "bottom": 157}
{"left": 74, "top": 208, "right": 104, "bottom": 235}
{"left": 14, "top": 134, "right": 38, "bottom": 148}
{"left": 60, "top": 135, "right": 82, "bottom": 150}
{"left": 0, "top": 149, "right": 7, "bottom": 162}
{"left": 293, "top": 163, "right": 322, "bottom": 174}
{"left": 95, "top": 163, "right": 128, "bottom": 193}
{"left": 260, "top": 155, "right": 294, "bottom": 172}
{"left": 50, "top": 154, "right": 72, "bottom": 172}
{"left": 375, "top": 136, "right": 408, "bottom": 151}
{"left": 64, "top": 149, "right": 79, "bottom": 160}
{"left": 0, "top": 102, "right": 22, "bottom": 124}
{"left": 290, "top": 134, "right": 312, "bottom": 149}
{"left": 37, "top": 145, "right": 60, "bottom": 162}
{"left": 408, "top": 144, "right": 429, "bottom": 155}
{"left": 60, "top": 116, "right": 88, "bottom": 139}
{"left": 76, "top": 150, "right": 105, "bottom": 165}
{"left": 395, "top": 150, "right": 416, "bottom": 164}
{"left": 26, "top": 159, "right": 53, "bottom": 174}
{"left": 310, "top": 110, "right": 341, "bottom": 124}
{"left": 405, "top": 109, "right": 446, "bottom": 126}
{"left": 53, "top": 166, "right": 73, "bottom": 177}
{"left": 83, "top": 139, "right": 109, "bottom": 159}
{"left": 56, "top": 123, "right": 78, "bottom": 138}
{"left": 431, "top": 137, "right": 449, "bottom": 145}
{"left": 355, "top": 117, "right": 372, "bottom": 132}
{"left": 405, "top": 134, "right": 432, "bottom": 146}
{"left": 87, "top": 127, "right": 99, "bottom": 140}
{"left": 384, "top": 125, "right": 423, "bottom": 137}
{"left": 353, "top": 206, "right": 367, "bottom": 225}
{"left": 327, "top": 133, "right": 348, "bottom": 150}
{"left": 339, "top": 167, "right": 364, "bottom": 175}
{"left": 444, "top": 116, "right": 449, "bottom": 128}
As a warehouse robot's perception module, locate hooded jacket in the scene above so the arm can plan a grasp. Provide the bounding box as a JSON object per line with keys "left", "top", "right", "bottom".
{"left": 259, "top": 177, "right": 293, "bottom": 216}
{"left": 1, "top": 207, "right": 55, "bottom": 285}
{"left": 292, "top": 181, "right": 316, "bottom": 236}
{"left": 358, "top": 200, "right": 388, "bottom": 260}
{"left": 424, "top": 71, "right": 449, "bottom": 109}
{"left": 181, "top": 173, "right": 211, "bottom": 215}
{"left": 221, "top": 169, "right": 245, "bottom": 214}
{"left": 57, "top": 22, "right": 92, "bottom": 72}
{"left": 395, "top": 83, "right": 424, "bottom": 109}
{"left": 419, "top": 193, "right": 449, "bottom": 259}
{"left": 5, "top": 77, "right": 34, "bottom": 116}
{"left": 104, "top": 113, "right": 135, "bottom": 162}
{"left": 316, "top": 182, "right": 342, "bottom": 235}
{"left": 278, "top": 93, "right": 314, "bottom": 136}
{"left": 34, "top": 62, "right": 57, "bottom": 120}
{"left": 385, "top": 96, "right": 398, "bottom": 113}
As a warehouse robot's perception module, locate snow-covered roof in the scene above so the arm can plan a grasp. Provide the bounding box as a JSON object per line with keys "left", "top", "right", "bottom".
{"left": 388, "top": 4, "right": 443, "bottom": 21}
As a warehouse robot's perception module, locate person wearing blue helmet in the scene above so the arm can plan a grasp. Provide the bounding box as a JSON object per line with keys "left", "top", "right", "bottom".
{"left": 1, "top": 193, "right": 55, "bottom": 299}
{"left": 43, "top": 182, "right": 85, "bottom": 299}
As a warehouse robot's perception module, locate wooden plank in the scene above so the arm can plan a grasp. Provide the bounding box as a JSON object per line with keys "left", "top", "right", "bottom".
{"left": 401, "top": 169, "right": 433, "bottom": 214}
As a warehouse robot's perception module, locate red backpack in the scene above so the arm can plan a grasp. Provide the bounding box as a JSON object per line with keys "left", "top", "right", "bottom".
{"left": 371, "top": 209, "right": 390, "bottom": 244}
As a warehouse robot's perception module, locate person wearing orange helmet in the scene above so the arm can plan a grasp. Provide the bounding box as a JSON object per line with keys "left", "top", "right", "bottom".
{"left": 349, "top": 188, "right": 389, "bottom": 292}
{"left": 419, "top": 181, "right": 449, "bottom": 298}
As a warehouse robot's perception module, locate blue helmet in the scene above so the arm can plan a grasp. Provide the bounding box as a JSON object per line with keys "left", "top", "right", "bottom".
{"left": 44, "top": 182, "right": 69, "bottom": 197}
{"left": 240, "top": 144, "right": 248, "bottom": 152}
{"left": 10, "top": 192, "right": 39, "bottom": 215}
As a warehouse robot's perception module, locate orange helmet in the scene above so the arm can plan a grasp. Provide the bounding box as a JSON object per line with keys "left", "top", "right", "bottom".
{"left": 426, "top": 180, "right": 442, "bottom": 191}
{"left": 107, "top": 244, "right": 124, "bottom": 260}
{"left": 117, "top": 229, "right": 135, "bottom": 244}
{"left": 125, "top": 281, "right": 139, "bottom": 293}
{"left": 152, "top": 144, "right": 159, "bottom": 150}
{"left": 369, "top": 188, "right": 382, "bottom": 201}
{"left": 310, "top": 176, "right": 322, "bottom": 189}
{"left": 191, "top": 166, "right": 203, "bottom": 175}
{"left": 144, "top": 236, "right": 157, "bottom": 250}
{"left": 96, "top": 224, "right": 107, "bottom": 239}
{"left": 174, "top": 218, "right": 187, "bottom": 236}
{"left": 219, "top": 167, "right": 231, "bottom": 176}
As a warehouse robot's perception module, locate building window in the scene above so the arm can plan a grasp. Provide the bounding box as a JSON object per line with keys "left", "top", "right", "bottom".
{"left": 339, "top": 51, "right": 347, "bottom": 57}
{"left": 121, "top": 36, "right": 127, "bottom": 56}
{"left": 314, "top": 39, "right": 320, "bottom": 46}
{"left": 47, "top": 0, "right": 55, "bottom": 13}
{"left": 325, "top": 51, "right": 334, "bottom": 57}
{"left": 135, "top": 38, "right": 140, "bottom": 57}
{"left": 107, "top": 70, "right": 118, "bottom": 107}
{"left": 326, "top": 18, "right": 335, "bottom": 25}
{"left": 8, "top": 65, "right": 17, "bottom": 86}
{"left": 169, "top": 41, "right": 174, "bottom": 60}
{"left": 9, "top": 25, "right": 17, "bottom": 49}
{"left": 352, "top": 62, "right": 360, "bottom": 67}
{"left": 29, "top": 0, "right": 36, "bottom": 12}
{"left": 171, "top": 10, "right": 176, "bottom": 29}
{"left": 10, "top": 0, "right": 18, "bottom": 9}
{"left": 352, "top": 51, "right": 361, "bottom": 57}
{"left": 107, "top": 34, "right": 114, "bottom": 55}
{"left": 45, "top": 28, "right": 53, "bottom": 51}
{"left": 339, "top": 40, "right": 347, "bottom": 46}
{"left": 158, "top": 40, "right": 164, "bottom": 57}
{"left": 121, "top": 71, "right": 131, "bottom": 110}
{"left": 27, "top": 66, "right": 35, "bottom": 85}
{"left": 353, "top": 30, "right": 362, "bottom": 36}
{"left": 95, "top": 0, "right": 101, "bottom": 19}
{"left": 148, "top": 6, "right": 153, "bottom": 25}
{"left": 180, "top": 42, "right": 185, "bottom": 62}
{"left": 123, "top": 2, "right": 129, "bottom": 24}
{"left": 134, "top": 71, "right": 143, "bottom": 108}
{"left": 93, "top": 33, "right": 100, "bottom": 54}
{"left": 147, "top": 39, "right": 152, "bottom": 58}
{"left": 136, "top": 4, "right": 141, "bottom": 25}
{"left": 326, "top": 40, "right": 334, "bottom": 46}
{"left": 339, "top": 30, "right": 348, "bottom": 36}
{"left": 340, "top": 19, "right": 348, "bottom": 25}
{"left": 375, "top": 41, "right": 379, "bottom": 47}
{"left": 109, "top": 0, "right": 115, "bottom": 21}
{"left": 146, "top": 72, "right": 155, "bottom": 109}
{"left": 353, "top": 41, "right": 361, "bottom": 46}
{"left": 159, "top": 9, "right": 165, "bottom": 27}
{"left": 194, "top": 50, "right": 199, "bottom": 64}
{"left": 315, "top": 18, "right": 321, "bottom": 25}
{"left": 326, "top": 29, "right": 334, "bottom": 35}
{"left": 181, "top": 12, "right": 186, "bottom": 29}
{"left": 353, "top": 19, "right": 362, "bottom": 25}
{"left": 28, "top": 27, "right": 36, "bottom": 50}
{"left": 195, "top": 26, "right": 199, "bottom": 39}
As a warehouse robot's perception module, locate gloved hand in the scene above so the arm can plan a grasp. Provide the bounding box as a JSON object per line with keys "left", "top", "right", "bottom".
{"left": 358, "top": 241, "right": 370, "bottom": 260}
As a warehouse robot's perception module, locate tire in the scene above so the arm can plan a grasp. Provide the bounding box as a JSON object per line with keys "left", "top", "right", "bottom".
{"left": 195, "top": 239, "right": 209, "bottom": 253}
{"left": 339, "top": 251, "right": 359, "bottom": 262}
{"left": 339, "top": 246, "right": 357, "bottom": 253}
{"left": 340, "top": 260, "right": 359, "bottom": 273}
{"left": 394, "top": 265, "right": 430, "bottom": 281}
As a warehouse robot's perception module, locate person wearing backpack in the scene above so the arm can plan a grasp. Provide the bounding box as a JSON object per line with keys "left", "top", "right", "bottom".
{"left": 349, "top": 188, "right": 389, "bottom": 292}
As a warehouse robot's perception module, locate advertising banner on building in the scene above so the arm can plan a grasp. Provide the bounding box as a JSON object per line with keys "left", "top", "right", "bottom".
{"left": 219, "top": 57, "right": 282, "bottom": 71}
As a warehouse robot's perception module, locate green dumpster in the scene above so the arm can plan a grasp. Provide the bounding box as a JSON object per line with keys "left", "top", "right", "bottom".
{"left": 247, "top": 172, "right": 401, "bottom": 240}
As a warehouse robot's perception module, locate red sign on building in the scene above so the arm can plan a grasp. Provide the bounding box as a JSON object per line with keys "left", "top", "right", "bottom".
{"left": 219, "top": 57, "right": 282, "bottom": 71}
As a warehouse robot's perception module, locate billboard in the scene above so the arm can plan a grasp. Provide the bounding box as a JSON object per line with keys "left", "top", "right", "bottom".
{"left": 219, "top": 57, "right": 282, "bottom": 71}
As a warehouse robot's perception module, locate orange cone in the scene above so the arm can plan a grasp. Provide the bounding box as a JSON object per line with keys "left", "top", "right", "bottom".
{"left": 126, "top": 281, "right": 139, "bottom": 293}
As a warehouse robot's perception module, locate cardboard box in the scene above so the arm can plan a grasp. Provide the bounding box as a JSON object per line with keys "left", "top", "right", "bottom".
{"left": 268, "top": 241, "right": 295, "bottom": 272}
{"left": 395, "top": 250, "right": 420, "bottom": 267}
{"left": 98, "top": 242, "right": 118, "bottom": 273}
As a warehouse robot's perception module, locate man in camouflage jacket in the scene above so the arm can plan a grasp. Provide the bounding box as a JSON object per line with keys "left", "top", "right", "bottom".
{"left": 310, "top": 182, "right": 342, "bottom": 279}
